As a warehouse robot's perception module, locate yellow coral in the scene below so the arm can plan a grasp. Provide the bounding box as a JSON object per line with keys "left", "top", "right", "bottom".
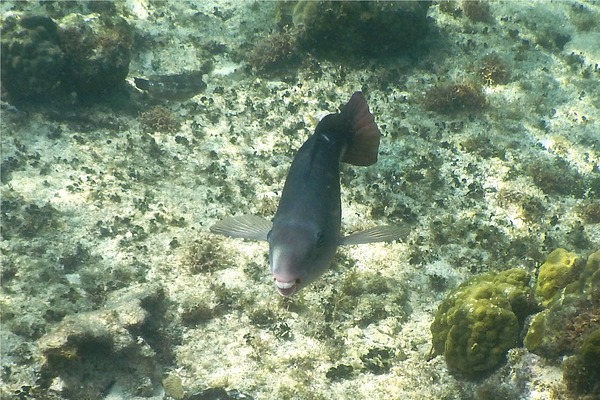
{"left": 536, "top": 248, "right": 579, "bottom": 306}
{"left": 430, "top": 268, "right": 533, "bottom": 377}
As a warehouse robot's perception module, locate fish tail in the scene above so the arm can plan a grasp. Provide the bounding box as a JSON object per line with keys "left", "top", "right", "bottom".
{"left": 340, "top": 92, "right": 381, "bottom": 166}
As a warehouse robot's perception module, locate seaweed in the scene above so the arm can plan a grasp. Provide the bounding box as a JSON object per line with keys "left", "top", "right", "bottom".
{"left": 424, "top": 82, "right": 487, "bottom": 114}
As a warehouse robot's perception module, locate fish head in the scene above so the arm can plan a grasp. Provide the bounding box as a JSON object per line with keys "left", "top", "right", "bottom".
{"left": 268, "top": 223, "right": 337, "bottom": 296}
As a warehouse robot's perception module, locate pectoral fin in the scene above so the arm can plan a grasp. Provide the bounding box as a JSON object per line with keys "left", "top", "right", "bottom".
{"left": 340, "top": 225, "right": 410, "bottom": 246}
{"left": 210, "top": 215, "right": 272, "bottom": 241}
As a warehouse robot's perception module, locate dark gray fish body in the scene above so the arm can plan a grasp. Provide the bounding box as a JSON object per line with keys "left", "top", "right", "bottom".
{"left": 134, "top": 71, "right": 206, "bottom": 101}
{"left": 268, "top": 114, "right": 346, "bottom": 295}
{"left": 211, "top": 92, "right": 408, "bottom": 296}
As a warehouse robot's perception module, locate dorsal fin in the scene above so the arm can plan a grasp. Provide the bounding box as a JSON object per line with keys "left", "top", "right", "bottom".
{"left": 340, "top": 92, "right": 381, "bottom": 166}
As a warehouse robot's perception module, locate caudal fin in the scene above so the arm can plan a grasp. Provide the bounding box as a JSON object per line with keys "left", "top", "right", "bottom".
{"left": 341, "top": 92, "right": 381, "bottom": 166}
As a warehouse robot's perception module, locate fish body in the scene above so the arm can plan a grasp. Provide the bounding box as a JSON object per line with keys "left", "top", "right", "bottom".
{"left": 134, "top": 71, "right": 206, "bottom": 101}
{"left": 211, "top": 92, "right": 408, "bottom": 296}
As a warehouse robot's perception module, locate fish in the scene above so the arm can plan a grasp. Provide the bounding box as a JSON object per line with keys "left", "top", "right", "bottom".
{"left": 134, "top": 71, "right": 206, "bottom": 101}
{"left": 211, "top": 92, "right": 408, "bottom": 296}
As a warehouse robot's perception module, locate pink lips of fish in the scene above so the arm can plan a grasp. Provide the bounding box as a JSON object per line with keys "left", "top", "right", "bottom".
{"left": 274, "top": 278, "right": 298, "bottom": 297}
{"left": 270, "top": 246, "right": 300, "bottom": 296}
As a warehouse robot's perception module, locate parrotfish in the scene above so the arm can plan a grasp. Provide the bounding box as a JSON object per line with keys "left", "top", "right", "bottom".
{"left": 134, "top": 71, "right": 206, "bottom": 101}
{"left": 211, "top": 92, "right": 408, "bottom": 296}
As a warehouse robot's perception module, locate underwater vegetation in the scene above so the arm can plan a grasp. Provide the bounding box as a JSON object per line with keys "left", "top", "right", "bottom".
{"left": 248, "top": 26, "right": 301, "bottom": 74}
{"left": 423, "top": 82, "right": 487, "bottom": 115}
{"left": 527, "top": 157, "right": 586, "bottom": 197}
{"left": 139, "top": 106, "right": 181, "bottom": 134}
{"left": 563, "top": 328, "right": 600, "bottom": 396}
{"left": 461, "top": 0, "right": 493, "bottom": 24}
{"left": 578, "top": 200, "right": 600, "bottom": 224}
{"left": 479, "top": 53, "right": 510, "bottom": 86}
{"left": 1, "top": 11, "right": 132, "bottom": 103}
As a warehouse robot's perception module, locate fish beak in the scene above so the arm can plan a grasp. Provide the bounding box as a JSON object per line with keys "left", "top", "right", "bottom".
{"left": 274, "top": 279, "right": 298, "bottom": 296}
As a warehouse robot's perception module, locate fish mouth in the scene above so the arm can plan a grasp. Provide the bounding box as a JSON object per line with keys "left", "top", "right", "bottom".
{"left": 274, "top": 279, "right": 298, "bottom": 296}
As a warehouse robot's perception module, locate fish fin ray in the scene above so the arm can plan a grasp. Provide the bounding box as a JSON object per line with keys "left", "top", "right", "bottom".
{"left": 210, "top": 215, "right": 272, "bottom": 241}
{"left": 341, "top": 91, "right": 381, "bottom": 166}
{"left": 340, "top": 225, "right": 409, "bottom": 245}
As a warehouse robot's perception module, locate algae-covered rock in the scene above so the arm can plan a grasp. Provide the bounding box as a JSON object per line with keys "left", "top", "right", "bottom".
{"left": 276, "top": 1, "right": 431, "bottom": 58}
{"left": 1, "top": 11, "right": 133, "bottom": 104}
{"left": 579, "top": 250, "right": 600, "bottom": 303}
{"left": 535, "top": 248, "right": 579, "bottom": 306}
{"left": 38, "top": 284, "right": 170, "bottom": 399}
{"left": 57, "top": 12, "right": 133, "bottom": 97}
{"left": 430, "top": 268, "right": 534, "bottom": 377}
{"left": 525, "top": 250, "right": 599, "bottom": 358}
{"left": 0, "top": 14, "right": 66, "bottom": 102}
{"left": 563, "top": 328, "right": 600, "bottom": 396}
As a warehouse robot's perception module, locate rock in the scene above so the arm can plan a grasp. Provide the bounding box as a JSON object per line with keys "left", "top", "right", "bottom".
{"left": 38, "top": 283, "right": 168, "bottom": 399}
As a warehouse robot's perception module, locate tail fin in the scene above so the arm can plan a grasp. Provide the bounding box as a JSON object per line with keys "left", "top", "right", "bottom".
{"left": 341, "top": 92, "right": 381, "bottom": 166}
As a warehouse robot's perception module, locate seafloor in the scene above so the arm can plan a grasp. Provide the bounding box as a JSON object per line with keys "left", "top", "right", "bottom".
{"left": 1, "top": 1, "right": 599, "bottom": 399}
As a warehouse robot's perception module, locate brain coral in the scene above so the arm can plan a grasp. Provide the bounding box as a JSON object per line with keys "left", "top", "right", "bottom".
{"left": 430, "top": 268, "right": 534, "bottom": 377}
{"left": 0, "top": 15, "right": 66, "bottom": 102}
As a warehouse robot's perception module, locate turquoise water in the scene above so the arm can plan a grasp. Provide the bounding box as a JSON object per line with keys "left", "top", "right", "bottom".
{"left": 1, "top": 1, "right": 599, "bottom": 399}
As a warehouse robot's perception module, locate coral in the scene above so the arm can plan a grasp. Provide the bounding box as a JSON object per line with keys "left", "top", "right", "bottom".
{"left": 0, "top": 14, "right": 66, "bottom": 103}
{"left": 38, "top": 284, "right": 172, "bottom": 399}
{"left": 1, "top": 11, "right": 133, "bottom": 104}
{"left": 535, "top": 248, "right": 580, "bottom": 307}
{"left": 423, "top": 82, "right": 487, "bottom": 114}
{"left": 563, "top": 328, "right": 600, "bottom": 396}
{"left": 57, "top": 13, "right": 133, "bottom": 97}
{"left": 525, "top": 250, "right": 600, "bottom": 358}
{"left": 430, "top": 268, "right": 534, "bottom": 377}
{"left": 276, "top": 1, "right": 431, "bottom": 58}
{"left": 162, "top": 374, "right": 185, "bottom": 400}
